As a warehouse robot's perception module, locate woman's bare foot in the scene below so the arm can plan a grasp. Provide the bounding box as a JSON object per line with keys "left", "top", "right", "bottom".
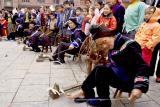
{"left": 66, "top": 89, "right": 85, "bottom": 99}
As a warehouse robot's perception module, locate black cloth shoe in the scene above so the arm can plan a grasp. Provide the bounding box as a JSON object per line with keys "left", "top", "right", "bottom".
{"left": 53, "top": 58, "right": 65, "bottom": 64}
{"left": 86, "top": 97, "right": 111, "bottom": 107}
{"left": 49, "top": 56, "right": 57, "bottom": 61}
{"left": 74, "top": 97, "right": 87, "bottom": 103}
{"left": 34, "top": 48, "right": 41, "bottom": 52}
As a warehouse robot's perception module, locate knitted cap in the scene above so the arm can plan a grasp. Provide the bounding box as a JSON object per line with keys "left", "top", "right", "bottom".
{"left": 69, "top": 17, "right": 78, "bottom": 26}
{"left": 89, "top": 24, "right": 116, "bottom": 40}
{"left": 16, "top": 19, "right": 22, "bottom": 24}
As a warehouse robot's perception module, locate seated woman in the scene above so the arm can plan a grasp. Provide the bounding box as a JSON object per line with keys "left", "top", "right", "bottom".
{"left": 7, "top": 19, "right": 23, "bottom": 40}
{"left": 135, "top": 6, "right": 160, "bottom": 82}
{"left": 23, "top": 21, "right": 42, "bottom": 52}
{"left": 50, "top": 17, "right": 86, "bottom": 64}
{"left": 67, "top": 28, "right": 149, "bottom": 107}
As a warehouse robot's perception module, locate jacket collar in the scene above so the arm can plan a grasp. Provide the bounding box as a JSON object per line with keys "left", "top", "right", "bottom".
{"left": 102, "top": 12, "right": 113, "bottom": 18}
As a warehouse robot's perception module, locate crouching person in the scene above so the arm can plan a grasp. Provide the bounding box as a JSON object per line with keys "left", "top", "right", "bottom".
{"left": 23, "top": 21, "right": 42, "bottom": 52}
{"left": 67, "top": 34, "right": 150, "bottom": 107}
{"left": 50, "top": 17, "right": 86, "bottom": 64}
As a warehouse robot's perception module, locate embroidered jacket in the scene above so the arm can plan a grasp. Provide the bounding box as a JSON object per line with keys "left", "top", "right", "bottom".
{"left": 109, "top": 34, "right": 149, "bottom": 93}
{"left": 68, "top": 27, "right": 86, "bottom": 48}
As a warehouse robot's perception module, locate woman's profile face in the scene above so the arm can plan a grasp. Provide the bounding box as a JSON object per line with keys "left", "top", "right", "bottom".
{"left": 95, "top": 2, "right": 101, "bottom": 9}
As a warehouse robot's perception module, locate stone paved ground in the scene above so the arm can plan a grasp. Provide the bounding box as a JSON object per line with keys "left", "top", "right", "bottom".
{"left": 0, "top": 40, "right": 160, "bottom": 107}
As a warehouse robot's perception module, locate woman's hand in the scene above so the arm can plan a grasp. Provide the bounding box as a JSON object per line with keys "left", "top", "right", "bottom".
{"left": 68, "top": 44, "right": 74, "bottom": 50}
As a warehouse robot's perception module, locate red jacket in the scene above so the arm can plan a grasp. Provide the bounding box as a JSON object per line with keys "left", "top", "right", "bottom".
{"left": 1, "top": 18, "right": 8, "bottom": 29}
{"left": 97, "top": 13, "right": 117, "bottom": 31}
{"left": 0, "top": 18, "right": 8, "bottom": 36}
{"left": 81, "top": 15, "right": 92, "bottom": 32}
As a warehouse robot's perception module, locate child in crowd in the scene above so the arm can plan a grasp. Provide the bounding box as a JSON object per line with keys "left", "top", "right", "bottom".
{"left": 30, "top": 13, "right": 37, "bottom": 23}
{"left": 123, "top": 0, "right": 146, "bottom": 39}
{"left": 55, "top": 4, "right": 64, "bottom": 31}
{"left": 63, "top": 1, "right": 76, "bottom": 24}
{"left": 24, "top": 8, "right": 31, "bottom": 29}
{"left": 49, "top": 13, "right": 58, "bottom": 45}
{"left": 75, "top": 7, "right": 84, "bottom": 28}
{"left": 7, "top": 12, "right": 13, "bottom": 35}
{"left": 82, "top": 6, "right": 95, "bottom": 36}
{"left": 135, "top": 6, "right": 160, "bottom": 82}
{"left": 81, "top": 7, "right": 89, "bottom": 33}
{"left": 84, "top": 0, "right": 92, "bottom": 8}
{"left": 110, "top": 0, "right": 125, "bottom": 33}
{"left": 97, "top": 3, "right": 117, "bottom": 32}
{"left": 0, "top": 14, "right": 8, "bottom": 37}
{"left": 91, "top": 0, "right": 104, "bottom": 25}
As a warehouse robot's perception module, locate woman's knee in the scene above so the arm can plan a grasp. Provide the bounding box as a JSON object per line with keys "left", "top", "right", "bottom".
{"left": 94, "top": 65, "right": 111, "bottom": 78}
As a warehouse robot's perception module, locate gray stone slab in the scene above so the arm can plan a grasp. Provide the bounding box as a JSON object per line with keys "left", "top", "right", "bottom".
{"left": 0, "top": 93, "right": 15, "bottom": 107}
{"left": 71, "top": 70, "right": 87, "bottom": 83}
{"left": 49, "top": 95, "right": 87, "bottom": 107}
{"left": 28, "top": 67, "right": 50, "bottom": 74}
{"left": 0, "top": 101, "right": 11, "bottom": 107}
{"left": 28, "top": 70, "right": 50, "bottom": 74}
{"left": 0, "top": 70, "right": 27, "bottom": 79}
{"left": 11, "top": 101, "right": 48, "bottom": 107}
{"left": 146, "top": 90, "right": 160, "bottom": 100}
{"left": 50, "top": 63, "right": 70, "bottom": 69}
{"left": 32, "top": 62, "right": 51, "bottom": 67}
{"left": 13, "top": 85, "right": 49, "bottom": 103}
{"left": 51, "top": 68, "right": 75, "bottom": 78}
{"left": 154, "top": 97, "right": 160, "bottom": 105}
{"left": 136, "top": 94, "right": 151, "bottom": 103}
{"left": 125, "top": 101, "right": 160, "bottom": 107}
{"left": 111, "top": 100, "right": 125, "bottom": 107}
{"left": 9, "top": 65, "right": 31, "bottom": 70}
{"left": 21, "top": 74, "right": 49, "bottom": 86}
{"left": 0, "top": 79, "right": 22, "bottom": 92}
{"left": 50, "top": 77, "right": 77, "bottom": 89}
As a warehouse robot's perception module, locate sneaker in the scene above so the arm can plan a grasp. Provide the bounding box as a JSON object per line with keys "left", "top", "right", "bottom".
{"left": 156, "top": 77, "right": 160, "bottom": 83}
